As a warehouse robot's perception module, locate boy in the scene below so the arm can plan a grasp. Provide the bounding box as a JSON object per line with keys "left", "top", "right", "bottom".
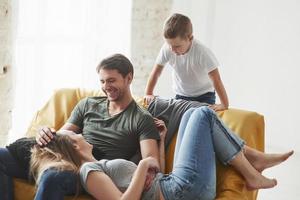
{"left": 144, "top": 13, "right": 229, "bottom": 111}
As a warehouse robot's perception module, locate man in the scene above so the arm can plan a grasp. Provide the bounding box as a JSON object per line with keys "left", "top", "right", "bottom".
{"left": 1, "top": 54, "right": 160, "bottom": 200}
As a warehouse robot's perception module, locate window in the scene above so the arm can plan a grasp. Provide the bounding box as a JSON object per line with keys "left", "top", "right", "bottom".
{"left": 10, "top": 0, "right": 132, "bottom": 142}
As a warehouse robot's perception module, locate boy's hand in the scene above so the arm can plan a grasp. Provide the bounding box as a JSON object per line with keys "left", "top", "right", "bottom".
{"left": 209, "top": 104, "right": 228, "bottom": 111}
{"left": 36, "top": 127, "right": 56, "bottom": 146}
{"left": 143, "top": 95, "right": 155, "bottom": 105}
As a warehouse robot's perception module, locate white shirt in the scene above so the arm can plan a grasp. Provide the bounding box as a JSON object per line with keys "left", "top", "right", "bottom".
{"left": 155, "top": 39, "right": 219, "bottom": 97}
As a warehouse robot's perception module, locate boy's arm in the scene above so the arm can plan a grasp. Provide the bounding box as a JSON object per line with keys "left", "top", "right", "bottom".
{"left": 208, "top": 68, "right": 229, "bottom": 111}
{"left": 144, "top": 64, "right": 164, "bottom": 104}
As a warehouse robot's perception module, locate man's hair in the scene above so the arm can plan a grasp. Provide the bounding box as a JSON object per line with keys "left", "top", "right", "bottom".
{"left": 163, "top": 13, "right": 193, "bottom": 39}
{"left": 96, "top": 54, "right": 134, "bottom": 77}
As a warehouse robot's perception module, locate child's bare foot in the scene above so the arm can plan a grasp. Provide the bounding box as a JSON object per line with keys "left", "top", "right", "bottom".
{"left": 244, "top": 147, "right": 294, "bottom": 172}
{"left": 246, "top": 176, "right": 277, "bottom": 190}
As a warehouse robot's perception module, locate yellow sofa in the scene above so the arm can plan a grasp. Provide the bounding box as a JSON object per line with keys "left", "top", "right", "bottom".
{"left": 13, "top": 88, "right": 264, "bottom": 200}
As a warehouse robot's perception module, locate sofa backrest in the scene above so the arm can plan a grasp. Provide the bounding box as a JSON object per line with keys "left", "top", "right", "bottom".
{"left": 26, "top": 88, "right": 103, "bottom": 137}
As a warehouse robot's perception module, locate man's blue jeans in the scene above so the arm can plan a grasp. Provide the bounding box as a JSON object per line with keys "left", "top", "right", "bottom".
{"left": 159, "top": 107, "right": 244, "bottom": 200}
{"left": 0, "top": 148, "right": 79, "bottom": 200}
{"left": 35, "top": 169, "right": 78, "bottom": 200}
{"left": 0, "top": 148, "right": 28, "bottom": 200}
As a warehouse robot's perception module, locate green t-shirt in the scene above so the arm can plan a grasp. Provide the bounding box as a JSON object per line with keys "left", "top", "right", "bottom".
{"left": 67, "top": 97, "right": 160, "bottom": 160}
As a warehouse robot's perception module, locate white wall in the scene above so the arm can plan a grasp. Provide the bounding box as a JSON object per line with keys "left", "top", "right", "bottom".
{"left": 0, "top": 0, "right": 13, "bottom": 146}
{"left": 212, "top": 0, "right": 300, "bottom": 153}
{"left": 158, "top": 0, "right": 300, "bottom": 152}
{"left": 131, "top": 0, "right": 172, "bottom": 95}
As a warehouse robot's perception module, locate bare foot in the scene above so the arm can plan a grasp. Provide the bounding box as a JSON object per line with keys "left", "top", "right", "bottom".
{"left": 244, "top": 147, "right": 294, "bottom": 172}
{"left": 246, "top": 174, "right": 277, "bottom": 190}
{"left": 230, "top": 151, "right": 279, "bottom": 191}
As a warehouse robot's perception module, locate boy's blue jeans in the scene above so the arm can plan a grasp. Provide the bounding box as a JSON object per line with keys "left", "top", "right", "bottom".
{"left": 35, "top": 169, "right": 78, "bottom": 200}
{"left": 175, "top": 91, "right": 216, "bottom": 105}
{"left": 159, "top": 107, "right": 244, "bottom": 200}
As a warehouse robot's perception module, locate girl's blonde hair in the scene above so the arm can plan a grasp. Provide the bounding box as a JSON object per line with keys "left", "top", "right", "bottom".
{"left": 30, "top": 134, "right": 82, "bottom": 184}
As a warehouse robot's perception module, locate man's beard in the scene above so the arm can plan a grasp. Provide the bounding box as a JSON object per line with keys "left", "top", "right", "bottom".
{"left": 103, "top": 88, "right": 124, "bottom": 102}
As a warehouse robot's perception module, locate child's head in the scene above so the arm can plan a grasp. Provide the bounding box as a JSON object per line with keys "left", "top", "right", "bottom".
{"left": 163, "top": 13, "right": 193, "bottom": 55}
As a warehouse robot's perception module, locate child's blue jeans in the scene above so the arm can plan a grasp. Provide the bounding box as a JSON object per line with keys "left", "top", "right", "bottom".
{"left": 175, "top": 92, "right": 216, "bottom": 104}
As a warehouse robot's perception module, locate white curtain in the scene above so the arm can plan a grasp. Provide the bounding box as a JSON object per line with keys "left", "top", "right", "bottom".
{"left": 10, "top": 0, "right": 132, "bottom": 142}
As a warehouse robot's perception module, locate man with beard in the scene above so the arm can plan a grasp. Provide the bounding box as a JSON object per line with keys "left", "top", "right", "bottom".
{"left": 0, "top": 54, "right": 160, "bottom": 200}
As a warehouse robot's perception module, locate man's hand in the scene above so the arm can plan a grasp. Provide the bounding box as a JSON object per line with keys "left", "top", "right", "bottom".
{"left": 36, "top": 127, "right": 56, "bottom": 146}
{"left": 209, "top": 103, "right": 228, "bottom": 111}
{"left": 143, "top": 95, "right": 155, "bottom": 106}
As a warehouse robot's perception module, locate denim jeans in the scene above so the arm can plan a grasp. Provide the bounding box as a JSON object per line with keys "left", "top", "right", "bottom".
{"left": 0, "top": 148, "right": 28, "bottom": 200}
{"left": 175, "top": 92, "right": 216, "bottom": 105}
{"left": 159, "top": 107, "right": 244, "bottom": 200}
{"left": 35, "top": 169, "right": 79, "bottom": 200}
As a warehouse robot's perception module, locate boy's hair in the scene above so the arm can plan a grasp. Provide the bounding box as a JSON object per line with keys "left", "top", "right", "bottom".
{"left": 163, "top": 13, "right": 193, "bottom": 39}
{"left": 96, "top": 53, "right": 134, "bottom": 77}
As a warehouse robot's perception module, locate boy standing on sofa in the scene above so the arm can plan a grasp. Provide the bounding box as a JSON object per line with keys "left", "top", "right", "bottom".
{"left": 144, "top": 13, "right": 229, "bottom": 111}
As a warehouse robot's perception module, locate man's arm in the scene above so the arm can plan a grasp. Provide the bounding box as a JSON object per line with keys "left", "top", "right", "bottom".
{"left": 144, "top": 64, "right": 164, "bottom": 104}
{"left": 208, "top": 68, "right": 229, "bottom": 111}
{"left": 36, "top": 123, "right": 81, "bottom": 146}
{"left": 36, "top": 97, "right": 86, "bottom": 146}
{"left": 59, "top": 122, "right": 82, "bottom": 133}
{"left": 139, "top": 139, "right": 160, "bottom": 168}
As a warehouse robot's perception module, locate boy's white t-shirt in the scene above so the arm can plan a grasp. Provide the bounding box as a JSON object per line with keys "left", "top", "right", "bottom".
{"left": 155, "top": 39, "right": 219, "bottom": 97}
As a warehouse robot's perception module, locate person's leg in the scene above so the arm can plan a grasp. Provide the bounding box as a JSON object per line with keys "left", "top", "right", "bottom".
{"left": 0, "top": 148, "right": 28, "bottom": 200}
{"left": 199, "top": 107, "right": 245, "bottom": 165}
{"left": 229, "top": 151, "right": 277, "bottom": 190}
{"left": 173, "top": 107, "right": 196, "bottom": 164}
{"left": 162, "top": 107, "right": 216, "bottom": 200}
{"left": 35, "top": 169, "right": 79, "bottom": 200}
{"left": 198, "top": 107, "right": 290, "bottom": 190}
{"left": 243, "top": 146, "right": 293, "bottom": 172}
